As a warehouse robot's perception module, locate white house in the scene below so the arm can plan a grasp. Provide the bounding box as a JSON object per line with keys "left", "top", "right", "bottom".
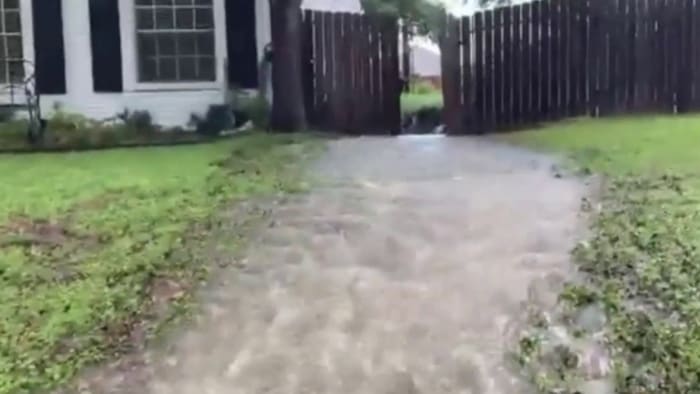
{"left": 0, "top": 0, "right": 272, "bottom": 127}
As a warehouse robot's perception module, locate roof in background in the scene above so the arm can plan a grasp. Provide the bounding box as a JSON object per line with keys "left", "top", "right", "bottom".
{"left": 301, "top": 0, "right": 363, "bottom": 12}
{"left": 442, "top": 0, "right": 531, "bottom": 16}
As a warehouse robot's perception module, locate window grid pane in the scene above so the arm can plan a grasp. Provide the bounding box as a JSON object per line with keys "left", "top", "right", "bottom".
{"left": 0, "top": 0, "right": 23, "bottom": 84}
{"left": 135, "top": 0, "right": 215, "bottom": 82}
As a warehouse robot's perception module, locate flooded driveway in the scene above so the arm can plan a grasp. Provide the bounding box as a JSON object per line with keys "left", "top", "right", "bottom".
{"left": 111, "top": 136, "right": 587, "bottom": 393}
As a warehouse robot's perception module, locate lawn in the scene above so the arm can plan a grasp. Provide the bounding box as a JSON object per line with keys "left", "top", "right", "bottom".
{"left": 0, "top": 133, "right": 320, "bottom": 393}
{"left": 503, "top": 115, "right": 700, "bottom": 392}
{"left": 401, "top": 91, "right": 444, "bottom": 115}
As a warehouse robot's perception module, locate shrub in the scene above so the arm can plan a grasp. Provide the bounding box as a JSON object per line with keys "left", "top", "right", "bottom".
{"left": 411, "top": 79, "right": 439, "bottom": 94}
{"left": 117, "top": 109, "right": 156, "bottom": 134}
{"left": 0, "top": 108, "right": 206, "bottom": 151}
{"left": 228, "top": 87, "right": 270, "bottom": 130}
{"left": 237, "top": 94, "right": 270, "bottom": 129}
{"left": 190, "top": 105, "right": 234, "bottom": 137}
{"left": 0, "top": 107, "right": 15, "bottom": 123}
{"left": 48, "top": 108, "right": 94, "bottom": 132}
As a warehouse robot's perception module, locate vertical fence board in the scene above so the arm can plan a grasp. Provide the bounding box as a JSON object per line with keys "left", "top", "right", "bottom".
{"left": 502, "top": 7, "right": 512, "bottom": 127}
{"left": 622, "top": 0, "right": 631, "bottom": 111}
{"left": 574, "top": 0, "right": 584, "bottom": 113}
{"left": 368, "top": 17, "right": 381, "bottom": 130}
{"left": 345, "top": 14, "right": 356, "bottom": 131}
{"left": 493, "top": 8, "right": 504, "bottom": 129}
{"left": 340, "top": 13, "right": 353, "bottom": 131}
{"left": 551, "top": 0, "right": 561, "bottom": 117}
{"left": 693, "top": 0, "right": 700, "bottom": 109}
{"left": 626, "top": 0, "right": 637, "bottom": 110}
{"left": 328, "top": 13, "right": 342, "bottom": 129}
{"left": 350, "top": 15, "right": 362, "bottom": 130}
{"left": 522, "top": 3, "right": 532, "bottom": 122}
{"left": 474, "top": 12, "right": 485, "bottom": 132}
{"left": 535, "top": 0, "right": 543, "bottom": 121}
{"left": 662, "top": 0, "right": 674, "bottom": 111}
{"left": 461, "top": 17, "right": 473, "bottom": 132}
{"left": 634, "top": 0, "right": 647, "bottom": 110}
{"left": 382, "top": 17, "right": 401, "bottom": 133}
{"left": 588, "top": 0, "right": 600, "bottom": 115}
{"left": 651, "top": 0, "right": 661, "bottom": 108}
{"left": 484, "top": 10, "right": 495, "bottom": 131}
{"left": 442, "top": 17, "right": 461, "bottom": 133}
{"left": 564, "top": 1, "right": 585, "bottom": 116}
{"left": 512, "top": 6, "right": 522, "bottom": 124}
{"left": 302, "top": 11, "right": 315, "bottom": 124}
{"left": 539, "top": 0, "right": 550, "bottom": 118}
{"left": 678, "top": 0, "right": 693, "bottom": 112}
{"left": 562, "top": 0, "right": 572, "bottom": 115}
{"left": 602, "top": 0, "right": 615, "bottom": 114}
{"left": 311, "top": 12, "right": 325, "bottom": 125}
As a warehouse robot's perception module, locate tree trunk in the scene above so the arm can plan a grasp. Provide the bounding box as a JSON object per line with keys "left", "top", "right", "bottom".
{"left": 269, "top": 0, "right": 307, "bottom": 132}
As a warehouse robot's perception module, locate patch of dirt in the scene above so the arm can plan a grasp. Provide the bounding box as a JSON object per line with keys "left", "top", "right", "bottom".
{"left": 0, "top": 216, "right": 102, "bottom": 251}
{"left": 0, "top": 216, "right": 74, "bottom": 247}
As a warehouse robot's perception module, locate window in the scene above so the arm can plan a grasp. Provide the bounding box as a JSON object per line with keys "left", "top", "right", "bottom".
{"left": 0, "top": 0, "right": 23, "bottom": 84}
{"left": 134, "top": 0, "right": 216, "bottom": 83}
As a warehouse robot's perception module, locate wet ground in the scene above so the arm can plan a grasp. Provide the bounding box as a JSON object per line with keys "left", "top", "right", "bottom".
{"left": 80, "top": 135, "right": 589, "bottom": 393}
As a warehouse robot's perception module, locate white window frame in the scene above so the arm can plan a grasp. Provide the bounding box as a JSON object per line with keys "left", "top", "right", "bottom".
{"left": 118, "top": 0, "right": 228, "bottom": 92}
{"left": 0, "top": 0, "right": 36, "bottom": 103}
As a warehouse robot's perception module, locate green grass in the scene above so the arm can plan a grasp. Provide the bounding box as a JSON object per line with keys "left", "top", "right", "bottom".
{"left": 0, "top": 133, "right": 321, "bottom": 393}
{"left": 502, "top": 115, "right": 700, "bottom": 392}
{"left": 401, "top": 91, "right": 444, "bottom": 114}
{"left": 502, "top": 115, "right": 700, "bottom": 175}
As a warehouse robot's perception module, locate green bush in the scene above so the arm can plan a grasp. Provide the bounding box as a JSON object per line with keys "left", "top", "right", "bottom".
{"left": 238, "top": 94, "right": 270, "bottom": 129}
{"left": 0, "top": 108, "right": 207, "bottom": 152}
{"left": 190, "top": 105, "right": 234, "bottom": 137}
{"left": 228, "top": 88, "right": 270, "bottom": 130}
{"left": 117, "top": 109, "right": 156, "bottom": 134}
{"left": 48, "top": 109, "right": 95, "bottom": 132}
{"left": 411, "top": 79, "right": 439, "bottom": 94}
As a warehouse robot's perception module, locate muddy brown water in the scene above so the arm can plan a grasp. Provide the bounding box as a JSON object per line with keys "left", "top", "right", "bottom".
{"left": 79, "top": 135, "right": 588, "bottom": 394}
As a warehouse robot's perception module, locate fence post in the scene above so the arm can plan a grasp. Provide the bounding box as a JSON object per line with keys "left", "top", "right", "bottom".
{"left": 461, "top": 16, "right": 474, "bottom": 133}
{"left": 440, "top": 15, "right": 462, "bottom": 134}
{"left": 301, "top": 10, "right": 315, "bottom": 126}
{"left": 474, "top": 12, "right": 484, "bottom": 133}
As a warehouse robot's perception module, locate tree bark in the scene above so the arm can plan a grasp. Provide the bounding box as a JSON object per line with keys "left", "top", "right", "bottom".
{"left": 269, "top": 0, "right": 307, "bottom": 132}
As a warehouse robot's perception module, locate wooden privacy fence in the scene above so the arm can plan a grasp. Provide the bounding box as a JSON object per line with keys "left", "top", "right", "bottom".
{"left": 301, "top": 11, "right": 401, "bottom": 134}
{"left": 442, "top": 0, "right": 700, "bottom": 134}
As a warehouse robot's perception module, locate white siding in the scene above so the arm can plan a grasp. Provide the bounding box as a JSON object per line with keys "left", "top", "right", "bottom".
{"left": 19, "top": 0, "right": 271, "bottom": 128}
{"left": 301, "top": 0, "right": 363, "bottom": 12}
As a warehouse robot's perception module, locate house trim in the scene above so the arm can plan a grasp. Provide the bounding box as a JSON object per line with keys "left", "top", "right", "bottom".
{"left": 19, "top": 0, "right": 35, "bottom": 80}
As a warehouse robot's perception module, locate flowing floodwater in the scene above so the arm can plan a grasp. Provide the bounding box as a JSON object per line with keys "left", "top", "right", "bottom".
{"left": 79, "top": 135, "right": 591, "bottom": 394}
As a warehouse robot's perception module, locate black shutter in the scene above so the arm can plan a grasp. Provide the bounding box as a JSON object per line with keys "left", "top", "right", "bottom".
{"left": 89, "top": 0, "right": 123, "bottom": 92}
{"left": 32, "top": 0, "right": 66, "bottom": 94}
{"left": 226, "top": 0, "right": 259, "bottom": 89}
